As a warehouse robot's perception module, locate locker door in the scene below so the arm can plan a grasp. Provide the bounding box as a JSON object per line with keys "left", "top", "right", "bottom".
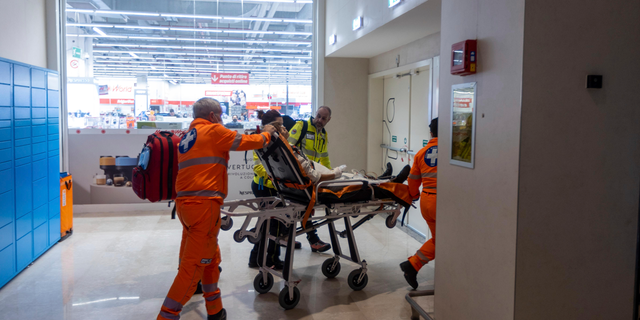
{"left": 382, "top": 75, "right": 411, "bottom": 176}
{"left": 405, "top": 66, "right": 432, "bottom": 236}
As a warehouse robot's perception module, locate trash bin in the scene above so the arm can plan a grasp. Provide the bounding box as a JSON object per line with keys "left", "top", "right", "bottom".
{"left": 60, "top": 173, "right": 73, "bottom": 240}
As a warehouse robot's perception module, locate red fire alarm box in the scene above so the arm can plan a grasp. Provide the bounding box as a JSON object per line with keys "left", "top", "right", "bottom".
{"left": 451, "top": 40, "right": 477, "bottom": 76}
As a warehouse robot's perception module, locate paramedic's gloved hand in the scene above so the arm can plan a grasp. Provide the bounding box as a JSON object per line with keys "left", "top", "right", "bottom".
{"left": 263, "top": 124, "right": 276, "bottom": 135}
{"left": 333, "top": 165, "right": 347, "bottom": 179}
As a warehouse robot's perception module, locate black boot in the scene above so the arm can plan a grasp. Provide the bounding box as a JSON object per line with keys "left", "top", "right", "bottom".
{"left": 391, "top": 165, "right": 411, "bottom": 184}
{"left": 379, "top": 162, "right": 393, "bottom": 179}
{"left": 208, "top": 308, "right": 227, "bottom": 320}
{"left": 400, "top": 260, "right": 419, "bottom": 289}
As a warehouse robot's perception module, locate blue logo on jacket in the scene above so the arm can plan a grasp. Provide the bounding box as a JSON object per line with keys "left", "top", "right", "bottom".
{"left": 425, "top": 146, "right": 438, "bottom": 167}
{"left": 179, "top": 129, "right": 197, "bottom": 153}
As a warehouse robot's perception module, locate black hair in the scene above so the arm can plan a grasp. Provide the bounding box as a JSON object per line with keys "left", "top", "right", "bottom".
{"left": 430, "top": 117, "right": 438, "bottom": 138}
{"left": 169, "top": 109, "right": 175, "bottom": 113}
{"left": 257, "top": 109, "right": 282, "bottom": 126}
{"left": 282, "top": 115, "right": 296, "bottom": 131}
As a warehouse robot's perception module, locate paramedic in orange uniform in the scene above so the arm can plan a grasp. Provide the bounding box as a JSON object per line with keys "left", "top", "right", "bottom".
{"left": 399, "top": 117, "right": 438, "bottom": 289}
{"left": 158, "top": 98, "right": 275, "bottom": 320}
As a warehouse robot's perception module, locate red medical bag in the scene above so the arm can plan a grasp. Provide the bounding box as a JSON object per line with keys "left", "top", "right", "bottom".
{"left": 132, "top": 131, "right": 181, "bottom": 202}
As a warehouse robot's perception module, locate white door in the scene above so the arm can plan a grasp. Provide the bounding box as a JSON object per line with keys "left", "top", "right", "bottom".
{"left": 382, "top": 74, "right": 411, "bottom": 176}
{"left": 405, "top": 66, "right": 432, "bottom": 237}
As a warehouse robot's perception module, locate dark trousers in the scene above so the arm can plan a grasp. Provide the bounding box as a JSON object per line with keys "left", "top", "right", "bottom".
{"left": 250, "top": 182, "right": 284, "bottom": 264}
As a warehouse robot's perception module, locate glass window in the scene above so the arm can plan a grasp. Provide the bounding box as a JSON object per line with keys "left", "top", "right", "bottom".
{"left": 65, "top": 0, "right": 313, "bottom": 130}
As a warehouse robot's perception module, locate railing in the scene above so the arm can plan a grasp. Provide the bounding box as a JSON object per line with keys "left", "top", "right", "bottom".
{"left": 380, "top": 144, "right": 408, "bottom": 153}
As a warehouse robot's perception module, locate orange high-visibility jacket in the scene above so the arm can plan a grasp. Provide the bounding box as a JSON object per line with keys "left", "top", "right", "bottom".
{"left": 408, "top": 137, "right": 438, "bottom": 199}
{"left": 175, "top": 118, "right": 271, "bottom": 203}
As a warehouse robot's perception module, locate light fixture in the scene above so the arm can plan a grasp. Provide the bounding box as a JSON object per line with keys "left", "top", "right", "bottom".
{"left": 389, "top": 0, "right": 403, "bottom": 8}
{"left": 95, "top": 10, "right": 160, "bottom": 17}
{"left": 68, "top": 9, "right": 311, "bottom": 24}
{"left": 329, "top": 34, "right": 337, "bottom": 45}
{"left": 352, "top": 17, "right": 363, "bottom": 31}
{"left": 129, "top": 53, "right": 139, "bottom": 58}
{"left": 92, "top": 27, "right": 107, "bottom": 36}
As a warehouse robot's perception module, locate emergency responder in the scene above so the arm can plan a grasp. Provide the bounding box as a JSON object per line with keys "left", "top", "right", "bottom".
{"left": 399, "top": 117, "right": 438, "bottom": 289}
{"left": 287, "top": 106, "right": 333, "bottom": 252}
{"left": 157, "top": 98, "right": 275, "bottom": 320}
{"left": 248, "top": 110, "right": 301, "bottom": 270}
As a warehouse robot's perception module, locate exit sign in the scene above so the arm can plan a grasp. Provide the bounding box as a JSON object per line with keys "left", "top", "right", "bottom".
{"left": 423, "top": 140, "right": 429, "bottom": 147}
{"left": 389, "top": 0, "right": 402, "bottom": 8}
{"left": 392, "top": 135, "right": 397, "bottom": 142}
{"left": 72, "top": 47, "right": 81, "bottom": 58}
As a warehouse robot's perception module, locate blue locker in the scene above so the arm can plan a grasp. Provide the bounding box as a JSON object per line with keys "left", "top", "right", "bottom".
{"left": 0, "top": 244, "right": 15, "bottom": 286}
{"left": 33, "top": 223, "right": 48, "bottom": 257}
{"left": 0, "top": 61, "right": 10, "bottom": 85}
{"left": 33, "top": 204, "right": 47, "bottom": 229}
{"left": 16, "top": 232, "right": 32, "bottom": 269}
{"left": 31, "top": 69, "right": 45, "bottom": 89}
{"left": 0, "top": 84, "right": 10, "bottom": 106}
{"left": 32, "top": 89, "right": 46, "bottom": 108}
{"left": 16, "top": 211, "right": 32, "bottom": 240}
{"left": 14, "top": 86, "right": 30, "bottom": 107}
{"left": 48, "top": 214, "right": 60, "bottom": 244}
{"left": 0, "top": 221, "right": 11, "bottom": 250}
{"left": 13, "top": 65, "right": 29, "bottom": 87}
{"left": 1, "top": 58, "right": 59, "bottom": 289}
{"left": 48, "top": 155, "right": 59, "bottom": 201}
{"left": 15, "top": 162, "right": 32, "bottom": 218}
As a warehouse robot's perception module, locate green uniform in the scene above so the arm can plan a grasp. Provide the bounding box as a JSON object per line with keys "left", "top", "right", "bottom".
{"left": 287, "top": 118, "right": 331, "bottom": 169}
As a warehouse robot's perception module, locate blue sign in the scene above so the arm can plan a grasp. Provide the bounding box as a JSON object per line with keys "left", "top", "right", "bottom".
{"left": 425, "top": 146, "right": 438, "bottom": 167}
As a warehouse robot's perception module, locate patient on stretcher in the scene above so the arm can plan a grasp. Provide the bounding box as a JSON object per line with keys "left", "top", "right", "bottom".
{"left": 269, "top": 121, "right": 410, "bottom": 185}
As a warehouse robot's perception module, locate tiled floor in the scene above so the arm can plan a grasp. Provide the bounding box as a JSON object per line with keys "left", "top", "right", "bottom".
{"left": 0, "top": 210, "right": 434, "bottom": 319}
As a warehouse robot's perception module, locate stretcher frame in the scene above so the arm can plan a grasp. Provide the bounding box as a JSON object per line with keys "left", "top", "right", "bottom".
{"left": 220, "top": 132, "right": 409, "bottom": 310}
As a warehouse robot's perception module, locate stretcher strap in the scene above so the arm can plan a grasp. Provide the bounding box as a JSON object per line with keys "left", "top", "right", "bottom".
{"left": 273, "top": 177, "right": 316, "bottom": 226}
{"left": 301, "top": 188, "right": 316, "bottom": 227}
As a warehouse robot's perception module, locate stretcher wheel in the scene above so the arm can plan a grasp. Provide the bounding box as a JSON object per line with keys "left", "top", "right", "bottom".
{"left": 321, "top": 258, "right": 341, "bottom": 278}
{"left": 253, "top": 272, "right": 274, "bottom": 294}
{"left": 221, "top": 216, "right": 233, "bottom": 231}
{"left": 347, "top": 269, "right": 368, "bottom": 291}
{"left": 233, "top": 230, "right": 246, "bottom": 243}
{"left": 385, "top": 215, "right": 397, "bottom": 228}
{"left": 279, "top": 286, "right": 300, "bottom": 310}
{"left": 247, "top": 228, "right": 259, "bottom": 244}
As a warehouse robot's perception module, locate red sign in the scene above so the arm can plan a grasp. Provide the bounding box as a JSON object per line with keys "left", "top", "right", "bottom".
{"left": 205, "top": 90, "right": 232, "bottom": 97}
{"left": 211, "top": 73, "right": 249, "bottom": 85}
{"left": 99, "top": 99, "right": 134, "bottom": 105}
{"left": 70, "top": 60, "right": 79, "bottom": 69}
{"left": 150, "top": 99, "right": 167, "bottom": 105}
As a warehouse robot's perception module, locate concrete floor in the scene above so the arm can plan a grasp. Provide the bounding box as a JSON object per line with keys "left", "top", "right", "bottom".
{"left": 0, "top": 210, "right": 435, "bottom": 319}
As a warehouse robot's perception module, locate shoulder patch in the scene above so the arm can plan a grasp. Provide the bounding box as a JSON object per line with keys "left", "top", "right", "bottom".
{"left": 179, "top": 128, "right": 197, "bottom": 153}
{"left": 424, "top": 146, "right": 438, "bottom": 167}
{"left": 291, "top": 129, "right": 297, "bottom": 135}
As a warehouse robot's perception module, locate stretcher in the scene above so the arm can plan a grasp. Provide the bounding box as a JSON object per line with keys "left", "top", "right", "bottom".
{"left": 219, "top": 132, "right": 412, "bottom": 310}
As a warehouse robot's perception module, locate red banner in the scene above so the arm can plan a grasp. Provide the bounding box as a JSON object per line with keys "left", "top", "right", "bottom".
{"left": 211, "top": 73, "right": 250, "bottom": 85}
{"left": 205, "top": 90, "right": 233, "bottom": 97}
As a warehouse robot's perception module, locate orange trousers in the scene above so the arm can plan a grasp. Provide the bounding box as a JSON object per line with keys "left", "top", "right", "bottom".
{"left": 158, "top": 199, "right": 223, "bottom": 320}
{"left": 409, "top": 193, "right": 436, "bottom": 271}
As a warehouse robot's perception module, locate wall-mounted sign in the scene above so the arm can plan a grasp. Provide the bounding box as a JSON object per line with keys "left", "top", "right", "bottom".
{"left": 211, "top": 73, "right": 249, "bottom": 85}
{"left": 98, "top": 85, "right": 109, "bottom": 95}
{"left": 450, "top": 82, "right": 477, "bottom": 168}
{"left": 72, "top": 47, "right": 82, "bottom": 58}
{"left": 70, "top": 59, "right": 79, "bottom": 69}
{"left": 423, "top": 140, "right": 429, "bottom": 147}
{"left": 205, "top": 90, "right": 233, "bottom": 97}
{"left": 389, "top": 0, "right": 402, "bottom": 8}
{"left": 392, "top": 135, "right": 397, "bottom": 143}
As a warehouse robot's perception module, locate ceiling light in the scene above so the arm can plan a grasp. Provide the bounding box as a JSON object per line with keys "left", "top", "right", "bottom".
{"left": 171, "top": 27, "right": 223, "bottom": 33}
{"left": 129, "top": 53, "right": 139, "bottom": 58}
{"left": 160, "top": 13, "right": 222, "bottom": 19}
{"left": 329, "top": 34, "right": 337, "bottom": 45}
{"left": 352, "top": 17, "right": 363, "bottom": 31}
{"left": 95, "top": 10, "right": 160, "bottom": 17}
{"left": 389, "top": 0, "right": 403, "bottom": 8}
{"left": 92, "top": 27, "right": 107, "bottom": 36}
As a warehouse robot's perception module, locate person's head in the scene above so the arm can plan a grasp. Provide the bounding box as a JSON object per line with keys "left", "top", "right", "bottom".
{"left": 258, "top": 109, "right": 282, "bottom": 127}
{"left": 193, "top": 97, "right": 222, "bottom": 123}
{"left": 312, "top": 106, "right": 331, "bottom": 131}
{"left": 270, "top": 121, "right": 289, "bottom": 140}
{"left": 232, "top": 115, "right": 238, "bottom": 122}
{"left": 169, "top": 109, "right": 175, "bottom": 115}
{"left": 150, "top": 110, "right": 155, "bottom": 116}
{"left": 429, "top": 117, "right": 438, "bottom": 138}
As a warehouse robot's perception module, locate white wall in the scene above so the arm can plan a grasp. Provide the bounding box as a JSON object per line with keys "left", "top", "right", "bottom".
{"left": 436, "top": 0, "right": 525, "bottom": 319}
{"left": 0, "top": 0, "right": 48, "bottom": 68}
{"left": 322, "top": 57, "right": 369, "bottom": 171}
{"left": 514, "top": 0, "right": 640, "bottom": 319}
{"left": 369, "top": 32, "right": 440, "bottom": 74}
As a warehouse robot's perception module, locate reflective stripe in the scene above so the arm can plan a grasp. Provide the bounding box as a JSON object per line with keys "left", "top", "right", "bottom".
{"left": 303, "top": 146, "right": 328, "bottom": 158}
{"left": 162, "top": 297, "right": 183, "bottom": 312}
{"left": 254, "top": 158, "right": 262, "bottom": 166}
{"left": 229, "top": 132, "right": 243, "bottom": 151}
{"left": 421, "top": 172, "right": 437, "bottom": 178}
{"left": 408, "top": 174, "right": 421, "bottom": 180}
{"left": 205, "top": 292, "right": 221, "bottom": 302}
{"left": 159, "top": 311, "right": 180, "bottom": 320}
{"left": 424, "top": 186, "right": 437, "bottom": 190}
{"left": 179, "top": 156, "right": 227, "bottom": 170}
{"left": 177, "top": 190, "right": 226, "bottom": 198}
{"left": 202, "top": 283, "right": 218, "bottom": 293}
{"left": 416, "top": 251, "right": 429, "bottom": 264}
{"left": 261, "top": 134, "right": 267, "bottom": 146}
{"left": 287, "top": 137, "right": 298, "bottom": 145}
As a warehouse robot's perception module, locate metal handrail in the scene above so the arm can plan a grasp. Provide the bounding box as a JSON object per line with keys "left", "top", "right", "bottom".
{"left": 380, "top": 144, "right": 408, "bottom": 153}
{"left": 407, "top": 150, "right": 417, "bottom": 156}
{"left": 406, "top": 288, "right": 435, "bottom": 320}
